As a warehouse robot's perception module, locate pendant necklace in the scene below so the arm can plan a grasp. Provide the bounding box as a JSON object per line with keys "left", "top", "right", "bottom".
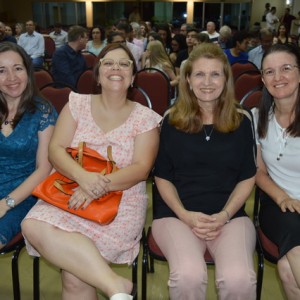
{"left": 203, "top": 125, "right": 214, "bottom": 141}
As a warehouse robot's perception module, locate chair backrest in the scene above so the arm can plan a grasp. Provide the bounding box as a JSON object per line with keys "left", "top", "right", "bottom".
{"left": 44, "top": 36, "right": 56, "bottom": 58}
{"left": 82, "top": 51, "right": 98, "bottom": 69}
{"left": 231, "top": 60, "right": 259, "bottom": 81}
{"left": 128, "top": 86, "right": 152, "bottom": 109}
{"left": 234, "top": 70, "right": 263, "bottom": 102}
{"left": 240, "top": 86, "right": 263, "bottom": 109}
{"left": 135, "top": 67, "right": 171, "bottom": 116}
{"left": 76, "top": 69, "right": 99, "bottom": 94}
{"left": 40, "top": 82, "right": 74, "bottom": 114}
{"left": 34, "top": 68, "right": 54, "bottom": 90}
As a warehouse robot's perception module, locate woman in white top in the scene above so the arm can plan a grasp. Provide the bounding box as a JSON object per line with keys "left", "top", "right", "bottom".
{"left": 253, "top": 43, "right": 300, "bottom": 300}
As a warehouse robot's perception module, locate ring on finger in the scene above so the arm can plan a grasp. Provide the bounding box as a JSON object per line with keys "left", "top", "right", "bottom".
{"left": 93, "top": 189, "right": 100, "bottom": 196}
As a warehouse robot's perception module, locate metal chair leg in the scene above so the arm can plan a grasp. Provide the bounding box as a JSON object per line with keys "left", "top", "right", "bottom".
{"left": 33, "top": 256, "right": 40, "bottom": 300}
{"left": 11, "top": 245, "right": 22, "bottom": 300}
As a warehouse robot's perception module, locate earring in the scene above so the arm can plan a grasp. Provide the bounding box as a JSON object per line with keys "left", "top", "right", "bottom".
{"left": 190, "top": 85, "right": 193, "bottom": 91}
{"left": 131, "top": 82, "right": 133, "bottom": 88}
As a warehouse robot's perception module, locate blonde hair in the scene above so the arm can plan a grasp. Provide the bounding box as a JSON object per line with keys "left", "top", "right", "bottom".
{"left": 169, "top": 43, "right": 242, "bottom": 133}
{"left": 147, "top": 40, "right": 174, "bottom": 71}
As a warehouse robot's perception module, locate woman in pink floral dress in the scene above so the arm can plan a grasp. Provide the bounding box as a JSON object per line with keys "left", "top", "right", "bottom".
{"left": 22, "top": 43, "right": 161, "bottom": 300}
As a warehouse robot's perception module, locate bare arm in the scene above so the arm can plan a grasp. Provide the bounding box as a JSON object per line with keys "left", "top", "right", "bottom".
{"left": 49, "top": 103, "right": 160, "bottom": 208}
{"left": 0, "top": 125, "right": 54, "bottom": 217}
{"left": 256, "top": 145, "right": 300, "bottom": 213}
{"left": 155, "top": 176, "right": 217, "bottom": 239}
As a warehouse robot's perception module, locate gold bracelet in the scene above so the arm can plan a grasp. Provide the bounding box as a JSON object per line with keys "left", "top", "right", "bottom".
{"left": 222, "top": 209, "right": 230, "bottom": 223}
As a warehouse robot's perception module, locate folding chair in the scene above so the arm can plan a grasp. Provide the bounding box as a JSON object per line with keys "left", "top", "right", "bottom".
{"left": 128, "top": 86, "right": 152, "bottom": 109}
{"left": 141, "top": 181, "right": 214, "bottom": 300}
{"left": 76, "top": 69, "right": 99, "bottom": 94}
{"left": 135, "top": 68, "right": 171, "bottom": 116}
{"left": 240, "top": 86, "right": 263, "bottom": 109}
{"left": 43, "top": 36, "right": 56, "bottom": 70}
{"left": 231, "top": 60, "right": 259, "bottom": 81}
{"left": 34, "top": 68, "right": 54, "bottom": 90}
{"left": 82, "top": 51, "right": 98, "bottom": 69}
{"left": 234, "top": 70, "right": 263, "bottom": 102}
{"left": 253, "top": 187, "right": 279, "bottom": 299}
{"left": 40, "top": 82, "right": 75, "bottom": 114}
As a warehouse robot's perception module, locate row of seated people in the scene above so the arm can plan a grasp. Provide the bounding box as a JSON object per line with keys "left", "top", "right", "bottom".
{"left": 1, "top": 27, "right": 300, "bottom": 300}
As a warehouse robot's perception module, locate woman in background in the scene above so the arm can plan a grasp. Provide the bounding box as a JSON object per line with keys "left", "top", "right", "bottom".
{"left": 273, "top": 23, "right": 292, "bottom": 45}
{"left": 86, "top": 26, "right": 106, "bottom": 57}
{"left": 143, "top": 40, "right": 178, "bottom": 87}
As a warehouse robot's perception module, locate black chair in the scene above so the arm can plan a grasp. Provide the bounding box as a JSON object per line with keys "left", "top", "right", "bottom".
{"left": 1, "top": 233, "right": 25, "bottom": 300}
{"left": 141, "top": 181, "right": 214, "bottom": 300}
{"left": 1, "top": 233, "right": 40, "bottom": 300}
{"left": 253, "top": 187, "right": 279, "bottom": 299}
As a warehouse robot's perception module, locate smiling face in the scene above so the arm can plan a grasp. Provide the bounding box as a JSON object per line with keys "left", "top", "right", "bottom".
{"left": 262, "top": 51, "right": 300, "bottom": 102}
{"left": 187, "top": 57, "right": 225, "bottom": 106}
{"left": 98, "top": 48, "right": 134, "bottom": 92}
{"left": 0, "top": 50, "right": 28, "bottom": 103}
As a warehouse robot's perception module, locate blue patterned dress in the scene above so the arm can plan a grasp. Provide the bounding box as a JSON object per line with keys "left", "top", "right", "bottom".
{"left": 0, "top": 99, "right": 57, "bottom": 244}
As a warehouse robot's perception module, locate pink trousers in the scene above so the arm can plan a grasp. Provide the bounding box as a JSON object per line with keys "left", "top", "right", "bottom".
{"left": 152, "top": 217, "right": 256, "bottom": 300}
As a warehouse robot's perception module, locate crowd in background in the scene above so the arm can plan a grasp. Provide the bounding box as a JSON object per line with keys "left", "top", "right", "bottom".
{"left": 0, "top": 3, "right": 299, "bottom": 81}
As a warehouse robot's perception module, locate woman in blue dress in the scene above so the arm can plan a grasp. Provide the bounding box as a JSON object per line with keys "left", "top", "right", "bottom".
{"left": 0, "top": 42, "right": 57, "bottom": 249}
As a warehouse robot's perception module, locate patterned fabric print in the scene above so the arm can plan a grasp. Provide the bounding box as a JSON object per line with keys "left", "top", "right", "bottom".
{"left": 25, "top": 92, "right": 161, "bottom": 264}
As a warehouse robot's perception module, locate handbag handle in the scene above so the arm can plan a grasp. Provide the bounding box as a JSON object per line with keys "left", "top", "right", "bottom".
{"left": 53, "top": 143, "right": 116, "bottom": 196}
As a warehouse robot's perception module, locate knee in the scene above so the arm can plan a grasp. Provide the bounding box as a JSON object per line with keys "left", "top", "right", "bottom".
{"left": 278, "top": 254, "right": 297, "bottom": 285}
{"left": 169, "top": 261, "right": 207, "bottom": 292}
{"left": 217, "top": 267, "right": 256, "bottom": 298}
{"left": 21, "top": 219, "right": 42, "bottom": 246}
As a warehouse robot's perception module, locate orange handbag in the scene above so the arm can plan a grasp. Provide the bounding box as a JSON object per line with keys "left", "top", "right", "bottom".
{"left": 32, "top": 142, "right": 123, "bottom": 224}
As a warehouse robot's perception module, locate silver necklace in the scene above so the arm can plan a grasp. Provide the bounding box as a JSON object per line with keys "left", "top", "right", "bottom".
{"left": 203, "top": 125, "right": 214, "bottom": 141}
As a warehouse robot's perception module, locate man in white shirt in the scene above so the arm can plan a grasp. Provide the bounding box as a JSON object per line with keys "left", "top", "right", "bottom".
{"left": 201, "top": 21, "right": 219, "bottom": 43}
{"left": 49, "top": 23, "right": 68, "bottom": 49}
{"left": 18, "top": 20, "right": 44, "bottom": 68}
{"left": 248, "top": 28, "right": 273, "bottom": 69}
{"left": 266, "top": 7, "right": 279, "bottom": 33}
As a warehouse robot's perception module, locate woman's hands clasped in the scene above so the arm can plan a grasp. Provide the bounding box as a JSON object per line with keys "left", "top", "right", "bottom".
{"left": 181, "top": 210, "right": 229, "bottom": 241}
{"left": 68, "top": 170, "right": 111, "bottom": 210}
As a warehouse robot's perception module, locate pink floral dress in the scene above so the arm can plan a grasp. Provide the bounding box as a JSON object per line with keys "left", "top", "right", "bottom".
{"left": 24, "top": 92, "right": 162, "bottom": 264}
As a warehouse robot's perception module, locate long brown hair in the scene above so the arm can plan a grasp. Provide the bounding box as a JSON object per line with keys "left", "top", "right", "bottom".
{"left": 0, "top": 42, "right": 43, "bottom": 129}
{"left": 169, "top": 43, "right": 242, "bottom": 133}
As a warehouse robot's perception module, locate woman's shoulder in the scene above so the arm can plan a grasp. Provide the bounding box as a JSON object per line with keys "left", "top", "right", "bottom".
{"left": 131, "top": 102, "right": 162, "bottom": 128}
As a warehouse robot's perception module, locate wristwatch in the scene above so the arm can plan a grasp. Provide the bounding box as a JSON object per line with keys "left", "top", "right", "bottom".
{"left": 4, "top": 195, "right": 16, "bottom": 209}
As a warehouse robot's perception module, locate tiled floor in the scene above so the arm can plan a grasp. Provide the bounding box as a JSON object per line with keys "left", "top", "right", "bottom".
{"left": 0, "top": 186, "right": 287, "bottom": 300}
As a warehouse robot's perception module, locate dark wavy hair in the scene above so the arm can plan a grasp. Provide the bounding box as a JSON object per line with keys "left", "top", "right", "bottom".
{"left": 89, "top": 25, "right": 105, "bottom": 41}
{"left": 258, "top": 43, "right": 300, "bottom": 138}
{"left": 0, "top": 42, "right": 43, "bottom": 129}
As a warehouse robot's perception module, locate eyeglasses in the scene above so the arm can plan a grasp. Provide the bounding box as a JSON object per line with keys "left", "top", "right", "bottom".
{"left": 261, "top": 64, "right": 299, "bottom": 77}
{"left": 99, "top": 58, "right": 133, "bottom": 70}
